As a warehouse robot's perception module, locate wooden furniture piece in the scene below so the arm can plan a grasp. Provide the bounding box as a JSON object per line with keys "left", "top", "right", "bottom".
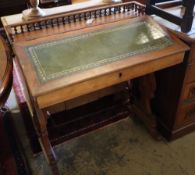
{"left": 39, "top": 0, "right": 72, "bottom": 8}
{"left": 145, "top": 0, "right": 195, "bottom": 33}
{"left": 151, "top": 5, "right": 195, "bottom": 140}
{"left": 1, "top": 2, "right": 188, "bottom": 175}
{"left": 0, "top": 36, "right": 12, "bottom": 109}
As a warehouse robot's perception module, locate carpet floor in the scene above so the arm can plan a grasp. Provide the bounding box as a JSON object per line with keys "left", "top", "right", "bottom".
{"left": 12, "top": 112, "right": 195, "bottom": 175}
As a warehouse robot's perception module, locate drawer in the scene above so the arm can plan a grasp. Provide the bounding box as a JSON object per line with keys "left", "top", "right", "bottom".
{"left": 188, "top": 44, "right": 195, "bottom": 63}
{"left": 185, "top": 63, "right": 195, "bottom": 83}
{"left": 175, "top": 101, "right": 195, "bottom": 128}
{"left": 181, "top": 81, "right": 195, "bottom": 101}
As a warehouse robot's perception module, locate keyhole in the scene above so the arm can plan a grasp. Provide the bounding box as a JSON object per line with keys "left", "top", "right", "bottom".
{"left": 119, "top": 72, "right": 122, "bottom": 78}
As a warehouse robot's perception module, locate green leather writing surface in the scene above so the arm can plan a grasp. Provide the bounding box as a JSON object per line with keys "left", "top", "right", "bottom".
{"left": 25, "top": 20, "right": 173, "bottom": 83}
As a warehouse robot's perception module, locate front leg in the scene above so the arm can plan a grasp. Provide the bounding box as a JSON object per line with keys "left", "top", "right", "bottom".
{"left": 130, "top": 73, "right": 160, "bottom": 139}
{"left": 34, "top": 101, "right": 60, "bottom": 175}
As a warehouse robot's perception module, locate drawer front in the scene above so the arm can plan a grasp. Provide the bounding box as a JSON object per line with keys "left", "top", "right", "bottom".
{"left": 185, "top": 63, "right": 195, "bottom": 83}
{"left": 181, "top": 81, "right": 195, "bottom": 101}
{"left": 175, "top": 101, "right": 195, "bottom": 128}
{"left": 188, "top": 44, "right": 195, "bottom": 63}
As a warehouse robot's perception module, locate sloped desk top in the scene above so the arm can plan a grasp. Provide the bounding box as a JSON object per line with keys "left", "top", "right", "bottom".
{"left": 13, "top": 16, "right": 188, "bottom": 109}
{"left": 25, "top": 19, "right": 172, "bottom": 83}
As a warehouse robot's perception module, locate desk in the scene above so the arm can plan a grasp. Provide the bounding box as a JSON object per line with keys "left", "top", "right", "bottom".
{"left": 151, "top": 5, "right": 195, "bottom": 139}
{"left": 1, "top": 2, "right": 188, "bottom": 175}
{"left": 0, "top": 36, "right": 12, "bottom": 108}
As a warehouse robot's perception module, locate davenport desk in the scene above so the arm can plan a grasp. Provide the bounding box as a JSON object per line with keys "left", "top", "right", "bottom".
{"left": 1, "top": 2, "right": 189, "bottom": 175}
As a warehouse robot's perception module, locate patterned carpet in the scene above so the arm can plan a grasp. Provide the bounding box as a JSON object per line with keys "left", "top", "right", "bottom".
{"left": 12, "top": 113, "right": 195, "bottom": 175}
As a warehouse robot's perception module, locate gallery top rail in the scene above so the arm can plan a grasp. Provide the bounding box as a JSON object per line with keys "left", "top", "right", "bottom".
{"left": 1, "top": 1, "right": 145, "bottom": 41}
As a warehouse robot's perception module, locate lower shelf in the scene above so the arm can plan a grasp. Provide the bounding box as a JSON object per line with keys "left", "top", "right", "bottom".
{"left": 48, "top": 95, "right": 129, "bottom": 146}
{"left": 20, "top": 92, "right": 130, "bottom": 153}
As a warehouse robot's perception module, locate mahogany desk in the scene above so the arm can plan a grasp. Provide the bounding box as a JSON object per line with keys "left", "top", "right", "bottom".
{"left": 1, "top": 2, "right": 188, "bottom": 175}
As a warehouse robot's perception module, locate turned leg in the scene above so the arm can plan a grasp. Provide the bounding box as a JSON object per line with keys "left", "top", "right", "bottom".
{"left": 34, "top": 102, "right": 60, "bottom": 175}
{"left": 130, "top": 73, "right": 160, "bottom": 139}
